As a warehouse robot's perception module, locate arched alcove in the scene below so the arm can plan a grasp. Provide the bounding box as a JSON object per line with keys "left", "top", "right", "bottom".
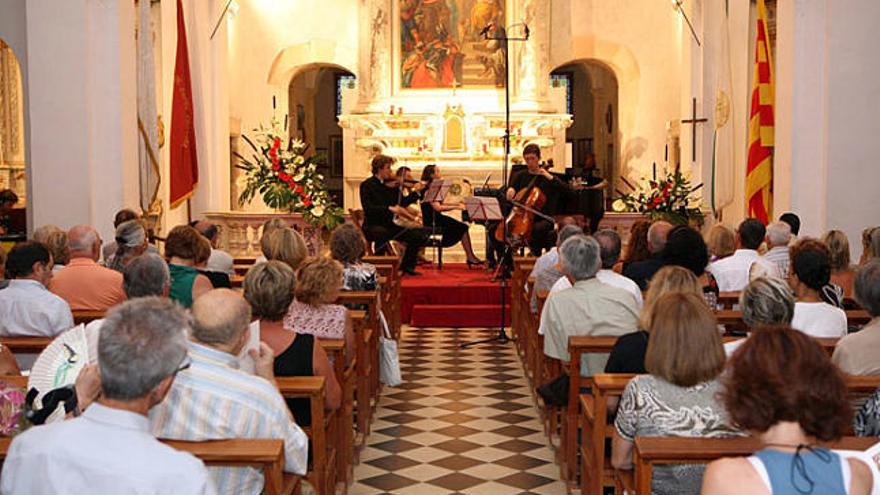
{"left": 288, "top": 65, "right": 356, "bottom": 207}
{"left": 0, "top": 37, "right": 27, "bottom": 234}
{"left": 551, "top": 59, "right": 619, "bottom": 200}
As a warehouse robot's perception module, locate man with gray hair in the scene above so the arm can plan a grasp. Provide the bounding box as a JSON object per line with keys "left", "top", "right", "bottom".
{"left": 1, "top": 298, "right": 215, "bottom": 494}
{"left": 541, "top": 235, "right": 640, "bottom": 376}
{"left": 723, "top": 277, "right": 795, "bottom": 356}
{"left": 150, "top": 289, "right": 308, "bottom": 493}
{"left": 833, "top": 260, "right": 880, "bottom": 375}
{"left": 623, "top": 220, "right": 672, "bottom": 290}
{"left": 50, "top": 224, "right": 125, "bottom": 311}
{"left": 529, "top": 224, "right": 584, "bottom": 312}
{"left": 762, "top": 221, "right": 792, "bottom": 278}
{"left": 546, "top": 229, "right": 643, "bottom": 309}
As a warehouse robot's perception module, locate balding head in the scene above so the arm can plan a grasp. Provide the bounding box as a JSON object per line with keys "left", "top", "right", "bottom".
{"left": 190, "top": 289, "right": 252, "bottom": 352}
{"left": 68, "top": 225, "right": 100, "bottom": 261}
{"left": 647, "top": 221, "right": 673, "bottom": 254}
{"left": 193, "top": 220, "right": 219, "bottom": 247}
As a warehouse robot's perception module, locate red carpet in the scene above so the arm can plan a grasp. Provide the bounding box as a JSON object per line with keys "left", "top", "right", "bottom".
{"left": 401, "top": 264, "right": 511, "bottom": 327}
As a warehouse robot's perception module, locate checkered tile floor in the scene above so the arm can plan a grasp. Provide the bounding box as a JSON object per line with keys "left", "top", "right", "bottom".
{"left": 351, "top": 327, "right": 567, "bottom": 494}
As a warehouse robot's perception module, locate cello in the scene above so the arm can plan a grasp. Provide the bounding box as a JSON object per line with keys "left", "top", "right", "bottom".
{"left": 494, "top": 174, "right": 548, "bottom": 246}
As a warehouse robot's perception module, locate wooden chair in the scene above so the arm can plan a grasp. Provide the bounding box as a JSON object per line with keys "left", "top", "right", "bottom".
{"left": 72, "top": 310, "right": 105, "bottom": 326}
{"left": 275, "top": 376, "right": 337, "bottom": 495}
{"left": 627, "top": 436, "right": 876, "bottom": 495}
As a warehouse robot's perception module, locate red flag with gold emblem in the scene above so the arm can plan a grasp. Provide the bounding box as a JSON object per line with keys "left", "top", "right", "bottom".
{"left": 745, "top": 0, "right": 774, "bottom": 223}
{"left": 169, "top": 0, "right": 198, "bottom": 208}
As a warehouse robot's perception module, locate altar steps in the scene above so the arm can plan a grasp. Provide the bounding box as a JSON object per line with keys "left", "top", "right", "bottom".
{"left": 402, "top": 263, "right": 510, "bottom": 329}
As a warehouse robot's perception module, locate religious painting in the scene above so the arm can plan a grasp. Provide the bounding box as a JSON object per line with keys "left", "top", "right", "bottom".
{"left": 399, "top": 0, "right": 506, "bottom": 89}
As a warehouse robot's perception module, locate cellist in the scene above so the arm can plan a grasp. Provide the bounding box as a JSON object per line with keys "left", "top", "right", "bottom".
{"left": 502, "top": 143, "right": 566, "bottom": 256}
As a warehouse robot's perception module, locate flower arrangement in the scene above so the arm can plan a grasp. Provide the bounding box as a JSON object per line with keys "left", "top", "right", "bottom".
{"left": 236, "top": 120, "right": 344, "bottom": 230}
{"left": 613, "top": 168, "right": 704, "bottom": 226}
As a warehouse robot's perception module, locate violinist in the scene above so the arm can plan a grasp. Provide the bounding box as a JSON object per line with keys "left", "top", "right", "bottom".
{"left": 502, "top": 143, "right": 565, "bottom": 256}
{"left": 420, "top": 165, "right": 485, "bottom": 267}
{"left": 359, "top": 155, "right": 429, "bottom": 276}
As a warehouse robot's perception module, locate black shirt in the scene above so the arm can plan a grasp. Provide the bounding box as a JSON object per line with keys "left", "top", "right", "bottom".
{"left": 604, "top": 330, "right": 649, "bottom": 374}
{"left": 508, "top": 171, "right": 565, "bottom": 215}
{"left": 359, "top": 176, "right": 419, "bottom": 228}
{"left": 622, "top": 255, "right": 664, "bottom": 291}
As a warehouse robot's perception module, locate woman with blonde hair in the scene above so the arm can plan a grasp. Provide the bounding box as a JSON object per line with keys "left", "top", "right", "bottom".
{"left": 261, "top": 227, "right": 308, "bottom": 272}
{"left": 861, "top": 226, "right": 880, "bottom": 265}
{"left": 822, "top": 229, "right": 855, "bottom": 297}
{"left": 604, "top": 265, "right": 702, "bottom": 374}
{"left": 612, "top": 292, "right": 739, "bottom": 495}
{"left": 44, "top": 229, "right": 70, "bottom": 273}
{"left": 284, "top": 257, "right": 354, "bottom": 361}
{"left": 706, "top": 224, "right": 736, "bottom": 262}
{"left": 244, "top": 261, "right": 341, "bottom": 426}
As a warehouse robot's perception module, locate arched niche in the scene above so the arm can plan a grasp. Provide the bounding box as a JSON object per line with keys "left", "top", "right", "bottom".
{"left": 0, "top": 37, "right": 27, "bottom": 223}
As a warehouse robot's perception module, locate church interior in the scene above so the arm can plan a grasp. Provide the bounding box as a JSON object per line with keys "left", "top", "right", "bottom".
{"left": 1, "top": 0, "right": 880, "bottom": 494}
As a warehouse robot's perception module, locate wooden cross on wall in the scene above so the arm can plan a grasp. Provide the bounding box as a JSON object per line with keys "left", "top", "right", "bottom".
{"left": 681, "top": 97, "right": 708, "bottom": 162}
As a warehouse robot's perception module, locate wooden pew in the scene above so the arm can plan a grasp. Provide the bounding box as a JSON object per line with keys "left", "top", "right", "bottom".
{"left": 0, "top": 336, "right": 53, "bottom": 354}
{"left": 275, "top": 376, "right": 336, "bottom": 495}
{"left": 347, "top": 309, "right": 375, "bottom": 447}
{"left": 628, "top": 436, "right": 877, "bottom": 495}
{"left": 0, "top": 436, "right": 300, "bottom": 495}
{"left": 318, "top": 339, "right": 355, "bottom": 484}
{"left": 362, "top": 255, "right": 400, "bottom": 338}
{"left": 336, "top": 290, "right": 382, "bottom": 411}
{"left": 717, "top": 291, "right": 861, "bottom": 311}
{"left": 72, "top": 310, "right": 104, "bottom": 326}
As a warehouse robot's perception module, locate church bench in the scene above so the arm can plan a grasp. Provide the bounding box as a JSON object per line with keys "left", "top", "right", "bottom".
{"left": 0, "top": 336, "right": 52, "bottom": 354}
{"left": 362, "top": 256, "right": 400, "bottom": 338}
{"left": 231, "top": 275, "right": 244, "bottom": 288}
{"left": 336, "top": 291, "right": 382, "bottom": 410}
{"left": 72, "top": 310, "right": 105, "bottom": 325}
{"left": 275, "top": 376, "right": 338, "bottom": 495}
{"left": 717, "top": 291, "right": 861, "bottom": 311}
{"left": 625, "top": 436, "right": 877, "bottom": 495}
{"left": 715, "top": 309, "right": 871, "bottom": 334}
{"left": 318, "top": 339, "right": 355, "bottom": 483}
{"left": 0, "top": 437, "right": 299, "bottom": 495}
{"left": 581, "top": 372, "right": 634, "bottom": 495}
{"left": 348, "top": 310, "right": 375, "bottom": 448}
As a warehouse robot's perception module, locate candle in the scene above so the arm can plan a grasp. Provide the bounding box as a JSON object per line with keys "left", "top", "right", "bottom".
{"left": 664, "top": 145, "right": 668, "bottom": 162}
{"left": 273, "top": 96, "right": 276, "bottom": 110}
{"left": 653, "top": 162, "right": 657, "bottom": 180}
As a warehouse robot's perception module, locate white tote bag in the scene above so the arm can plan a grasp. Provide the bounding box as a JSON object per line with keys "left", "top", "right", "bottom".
{"left": 378, "top": 311, "right": 402, "bottom": 387}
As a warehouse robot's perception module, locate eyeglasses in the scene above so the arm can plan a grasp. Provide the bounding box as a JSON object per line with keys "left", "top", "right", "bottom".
{"left": 176, "top": 355, "right": 192, "bottom": 374}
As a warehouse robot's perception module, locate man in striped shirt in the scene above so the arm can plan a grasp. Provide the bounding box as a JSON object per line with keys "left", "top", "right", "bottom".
{"left": 150, "top": 289, "right": 308, "bottom": 494}
{"left": 762, "top": 221, "right": 792, "bottom": 279}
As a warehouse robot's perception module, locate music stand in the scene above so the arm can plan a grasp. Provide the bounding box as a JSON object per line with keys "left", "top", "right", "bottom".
{"left": 464, "top": 196, "right": 503, "bottom": 222}
{"left": 424, "top": 179, "right": 452, "bottom": 204}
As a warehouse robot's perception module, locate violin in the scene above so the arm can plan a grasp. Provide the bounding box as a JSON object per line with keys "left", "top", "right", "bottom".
{"left": 383, "top": 177, "right": 420, "bottom": 187}
{"left": 384, "top": 176, "right": 424, "bottom": 229}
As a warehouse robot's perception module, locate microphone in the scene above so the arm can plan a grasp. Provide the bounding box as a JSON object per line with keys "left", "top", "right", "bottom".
{"left": 479, "top": 23, "right": 494, "bottom": 36}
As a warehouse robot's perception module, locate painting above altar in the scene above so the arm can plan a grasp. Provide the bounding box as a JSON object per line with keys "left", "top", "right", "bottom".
{"left": 400, "top": 0, "right": 506, "bottom": 89}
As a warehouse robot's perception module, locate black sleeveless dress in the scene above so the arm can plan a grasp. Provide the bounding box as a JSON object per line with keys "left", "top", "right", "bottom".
{"left": 421, "top": 195, "right": 468, "bottom": 248}
{"left": 273, "top": 333, "right": 315, "bottom": 427}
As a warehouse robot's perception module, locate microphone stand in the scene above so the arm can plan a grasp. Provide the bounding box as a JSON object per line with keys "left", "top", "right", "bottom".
{"left": 462, "top": 22, "right": 529, "bottom": 349}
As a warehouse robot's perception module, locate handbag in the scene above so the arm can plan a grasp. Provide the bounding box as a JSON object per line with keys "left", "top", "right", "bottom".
{"left": 537, "top": 373, "right": 569, "bottom": 407}
{"left": 378, "top": 311, "right": 402, "bottom": 387}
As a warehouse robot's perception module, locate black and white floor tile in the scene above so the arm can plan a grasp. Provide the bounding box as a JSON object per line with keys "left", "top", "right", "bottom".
{"left": 351, "top": 327, "right": 567, "bottom": 495}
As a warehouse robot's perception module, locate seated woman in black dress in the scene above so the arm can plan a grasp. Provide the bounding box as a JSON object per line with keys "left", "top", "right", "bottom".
{"left": 420, "top": 164, "right": 484, "bottom": 266}
{"left": 243, "top": 260, "right": 341, "bottom": 427}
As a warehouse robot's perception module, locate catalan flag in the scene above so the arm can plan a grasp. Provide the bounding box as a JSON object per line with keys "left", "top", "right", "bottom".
{"left": 745, "top": 0, "right": 774, "bottom": 224}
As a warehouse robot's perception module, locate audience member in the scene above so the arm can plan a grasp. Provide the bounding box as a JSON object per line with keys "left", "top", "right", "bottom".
{"left": 193, "top": 220, "right": 235, "bottom": 277}
{"left": 861, "top": 226, "right": 880, "bottom": 265}
{"left": 605, "top": 266, "right": 702, "bottom": 374}
{"left": 531, "top": 224, "right": 583, "bottom": 312}
{"left": 706, "top": 224, "right": 736, "bottom": 262}
{"left": 823, "top": 229, "right": 856, "bottom": 297}
{"left": 789, "top": 239, "right": 847, "bottom": 337}
{"left": 832, "top": 260, "right": 880, "bottom": 375}
{"left": 101, "top": 209, "right": 159, "bottom": 261}
{"left": 165, "top": 225, "right": 213, "bottom": 308}
{"left": 612, "top": 293, "right": 737, "bottom": 495}
{"left": 261, "top": 227, "right": 308, "bottom": 272}
{"left": 105, "top": 220, "right": 149, "bottom": 272}
{"left": 662, "top": 225, "right": 720, "bottom": 307}
{"left": 619, "top": 220, "right": 651, "bottom": 272}
{"left": 330, "top": 223, "right": 377, "bottom": 291}
{"left": 779, "top": 211, "right": 801, "bottom": 241}
{"left": 702, "top": 327, "right": 872, "bottom": 495}
{"left": 254, "top": 219, "right": 289, "bottom": 264}
{"left": 762, "top": 221, "right": 792, "bottom": 278}
{"left": 0, "top": 242, "right": 73, "bottom": 336}
{"left": 723, "top": 276, "right": 795, "bottom": 356}
{"left": 541, "top": 235, "right": 639, "bottom": 376}
{"left": 706, "top": 218, "right": 775, "bottom": 292}
{"left": 44, "top": 229, "right": 69, "bottom": 273}
{"left": 623, "top": 221, "right": 672, "bottom": 290}
{"left": 0, "top": 189, "right": 19, "bottom": 235}
{"left": 244, "top": 261, "right": 341, "bottom": 426}
{"left": 283, "top": 257, "right": 355, "bottom": 361}
{"left": 150, "top": 289, "right": 308, "bottom": 493}
{"left": 0, "top": 297, "right": 215, "bottom": 494}
{"left": 49, "top": 225, "right": 125, "bottom": 311}
{"left": 31, "top": 224, "right": 61, "bottom": 244}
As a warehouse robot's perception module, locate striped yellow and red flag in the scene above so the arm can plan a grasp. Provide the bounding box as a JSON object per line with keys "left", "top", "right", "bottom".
{"left": 746, "top": 0, "right": 774, "bottom": 224}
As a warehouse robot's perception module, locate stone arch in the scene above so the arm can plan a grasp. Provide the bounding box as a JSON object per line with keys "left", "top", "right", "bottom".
{"left": 267, "top": 40, "right": 356, "bottom": 87}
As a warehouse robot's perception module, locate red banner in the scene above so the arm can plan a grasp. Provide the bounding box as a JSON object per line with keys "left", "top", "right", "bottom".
{"left": 169, "top": 0, "right": 198, "bottom": 208}
{"left": 745, "top": 0, "right": 774, "bottom": 224}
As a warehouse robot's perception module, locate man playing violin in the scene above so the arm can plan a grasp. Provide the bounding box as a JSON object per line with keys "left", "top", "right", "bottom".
{"left": 359, "top": 155, "right": 429, "bottom": 276}
{"left": 502, "top": 143, "right": 566, "bottom": 256}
